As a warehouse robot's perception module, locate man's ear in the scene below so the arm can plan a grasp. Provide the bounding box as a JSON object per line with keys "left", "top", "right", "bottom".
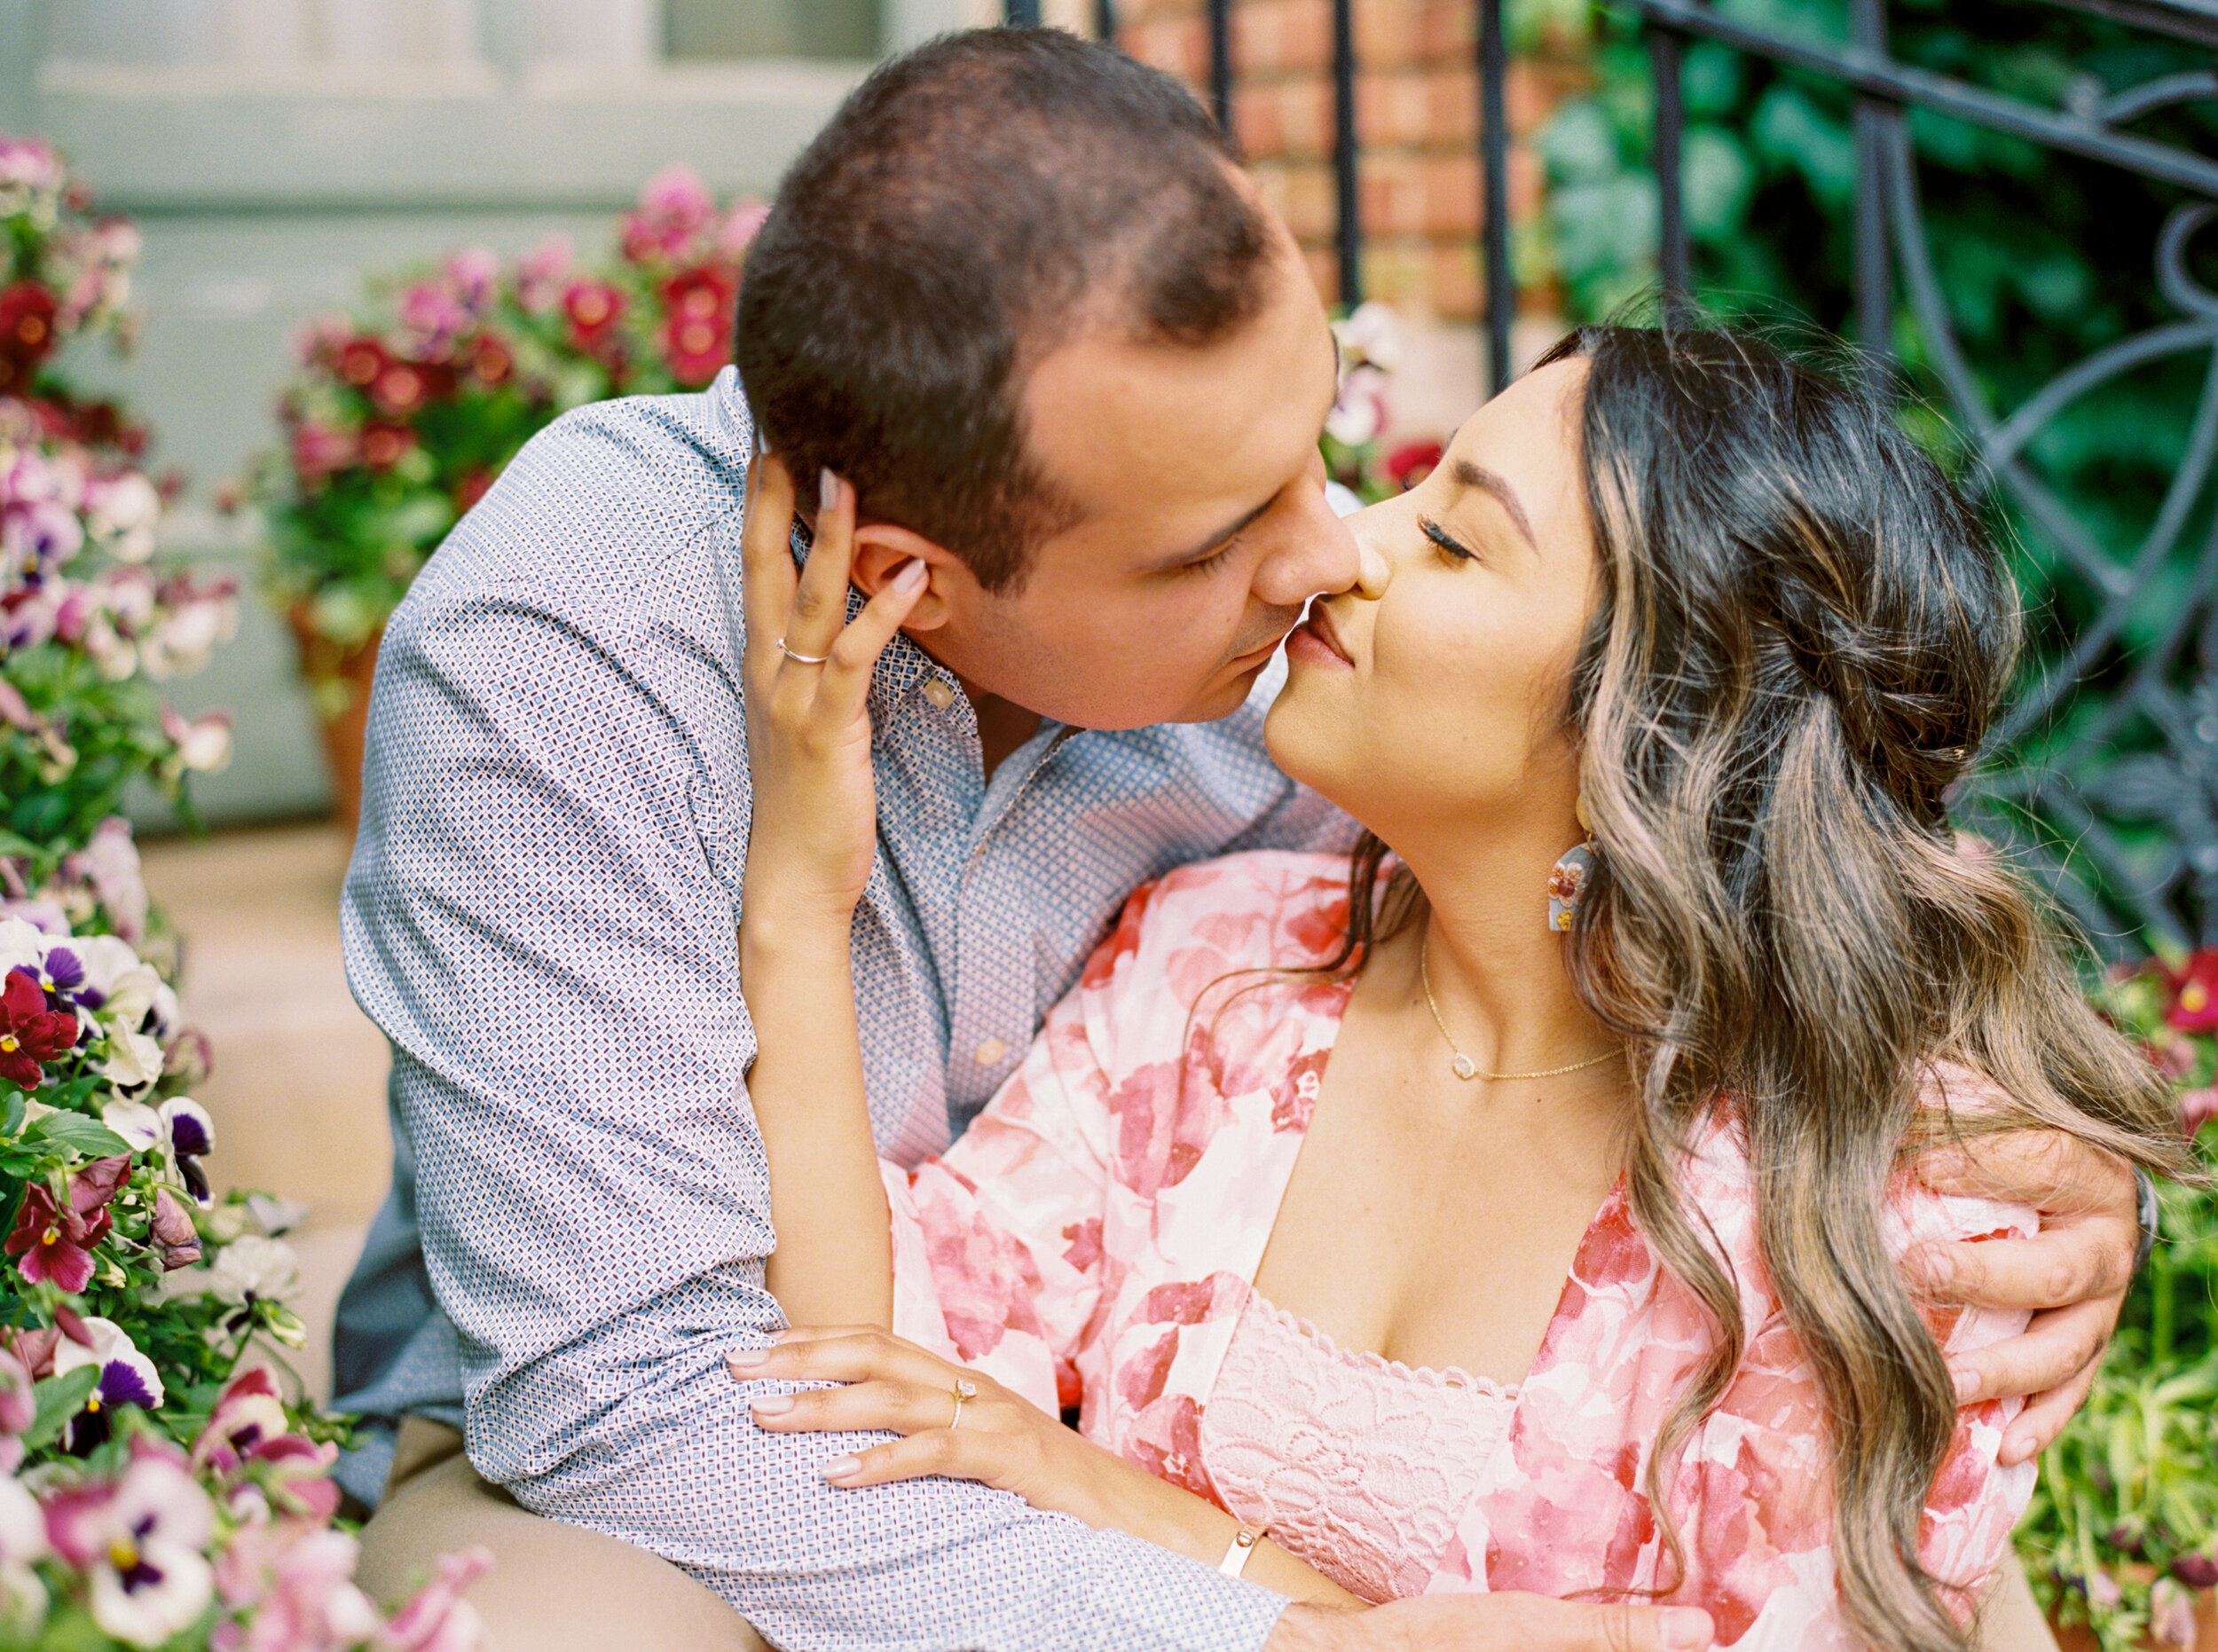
{"left": 853, "top": 523, "right": 963, "bottom": 631}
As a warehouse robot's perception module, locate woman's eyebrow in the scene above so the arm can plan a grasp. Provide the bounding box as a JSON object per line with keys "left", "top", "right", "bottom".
{"left": 1448, "top": 458, "right": 1538, "bottom": 550}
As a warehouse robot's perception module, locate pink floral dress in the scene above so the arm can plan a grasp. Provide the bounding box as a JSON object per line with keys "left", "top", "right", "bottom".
{"left": 882, "top": 851, "right": 2036, "bottom": 1646}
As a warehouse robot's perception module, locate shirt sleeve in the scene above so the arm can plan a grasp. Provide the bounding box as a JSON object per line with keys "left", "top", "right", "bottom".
{"left": 1668, "top": 1189, "right": 2038, "bottom": 1651}
{"left": 887, "top": 912, "right": 1134, "bottom": 1414}
{"left": 345, "top": 564, "right": 1286, "bottom": 1652}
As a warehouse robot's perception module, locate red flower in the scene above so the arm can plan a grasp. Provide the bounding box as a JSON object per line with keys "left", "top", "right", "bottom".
{"left": 2167, "top": 948, "right": 2218, "bottom": 1031}
{"left": 1386, "top": 439, "right": 1443, "bottom": 492}
{"left": 358, "top": 422, "right": 417, "bottom": 472}
{"left": 562, "top": 279, "right": 625, "bottom": 350}
{"left": 335, "top": 336, "right": 390, "bottom": 389}
{"left": 0, "top": 968, "right": 79, "bottom": 1090}
{"left": 4, "top": 1155, "right": 130, "bottom": 1294}
{"left": 369, "top": 361, "right": 430, "bottom": 418}
{"left": 468, "top": 334, "right": 513, "bottom": 389}
{"left": 0, "top": 282, "right": 59, "bottom": 367}
{"left": 659, "top": 267, "right": 736, "bottom": 386}
{"left": 452, "top": 468, "right": 495, "bottom": 514}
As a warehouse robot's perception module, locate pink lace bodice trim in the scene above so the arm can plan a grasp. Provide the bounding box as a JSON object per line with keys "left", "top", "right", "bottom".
{"left": 1199, "top": 1287, "right": 1518, "bottom": 1603}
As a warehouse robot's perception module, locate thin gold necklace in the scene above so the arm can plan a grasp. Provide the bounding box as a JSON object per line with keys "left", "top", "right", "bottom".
{"left": 1419, "top": 934, "right": 1622, "bottom": 1083}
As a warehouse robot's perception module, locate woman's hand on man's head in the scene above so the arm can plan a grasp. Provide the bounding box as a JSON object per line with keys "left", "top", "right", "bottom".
{"left": 738, "top": 455, "right": 931, "bottom": 940}
{"left": 1903, "top": 1128, "right": 2143, "bottom": 1465}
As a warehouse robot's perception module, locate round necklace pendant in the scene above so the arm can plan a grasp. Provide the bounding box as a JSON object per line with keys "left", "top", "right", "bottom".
{"left": 1450, "top": 1052, "right": 1479, "bottom": 1082}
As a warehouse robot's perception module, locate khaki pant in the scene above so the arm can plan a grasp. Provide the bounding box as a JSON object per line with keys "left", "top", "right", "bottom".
{"left": 356, "top": 1420, "right": 767, "bottom": 1652}
{"left": 359, "top": 1420, "right": 2061, "bottom": 1652}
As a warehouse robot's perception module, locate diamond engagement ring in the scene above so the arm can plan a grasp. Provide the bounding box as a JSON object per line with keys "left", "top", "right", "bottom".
{"left": 948, "top": 1376, "right": 979, "bottom": 1430}
{"left": 776, "top": 637, "right": 831, "bottom": 665}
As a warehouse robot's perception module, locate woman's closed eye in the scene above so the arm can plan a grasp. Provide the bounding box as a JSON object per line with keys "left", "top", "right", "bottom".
{"left": 1420, "top": 515, "right": 1478, "bottom": 564}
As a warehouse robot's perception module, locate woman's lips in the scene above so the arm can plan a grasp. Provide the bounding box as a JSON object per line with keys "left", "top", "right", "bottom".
{"left": 1287, "top": 604, "right": 1354, "bottom": 668}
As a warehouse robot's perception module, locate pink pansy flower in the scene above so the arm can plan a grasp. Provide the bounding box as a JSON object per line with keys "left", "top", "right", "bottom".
{"left": 2180, "top": 1086, "right": 2218, "bottom": 1140}
{"left": 623, "top": 164, "right": 716, "bottom": 264}
{"left": 0, "top": 1472, "right": 47, "bottom": 1632}
{"left": 2150, "top": 1577, "right": 2198, "bottom": 1648}
{"left": 189, "top": 1365, "right": 345, "bottom": 1522}
{"left": 63, "top": 818, "right": 148, "bottom": 944}
{"left": 381, "top": 1545, "right": 492, "bottom": 1652}
{"left": 161, "top": 706, "right": 233, "bottom": 773}
{"left": 443, "top": 247, "right": 499, "bottom": 311}
{"left": 214, "top": 1524, "right": 380, "bottom": 1652}
{"left": 288, "top": 419, "right": 358, "bottom": 486}
{"left": 45, "top": 1439, "right": 215, "bottom": 1648}
{"left": 717, "top": 201, "right": 770, "bottom": 259}
{"left": 0, "top": 1345, "right": 35, "bottom": 1475}
{"left": 193, "top": 1368, "right": 290, "bottom": 1476}
{"left": 515, "top": 237, "right": 573, "bottom": 314}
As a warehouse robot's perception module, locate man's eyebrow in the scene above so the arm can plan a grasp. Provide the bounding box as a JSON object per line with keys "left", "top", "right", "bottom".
{"left": 1144, "top": 494, "right": 1278, "bottom": 572}
{"left": 1448, "top": 458, "right": 1538, "bottom": 550}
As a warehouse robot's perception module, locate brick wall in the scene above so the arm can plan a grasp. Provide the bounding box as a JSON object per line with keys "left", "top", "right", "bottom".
{"left": 1114, "top": 0, "right": 1584, "bottom": 336}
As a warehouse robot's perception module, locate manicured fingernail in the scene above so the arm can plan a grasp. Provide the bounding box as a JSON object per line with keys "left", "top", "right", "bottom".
{"left": 751, "top": 1394, "right": 793, "bottom": 1417}
{"left": 821, "top": 468, "right": 841, "bottom": 515}
{"left": 727, "top": 1349, "right": 767, "bottom": 1373}
{"left": 821, "top": 1455, "right": 861, "bottom": 1483}
{"left": 892, "top": 558, "right": 927, "bottom": 594}
{"left": 1661, "top": 1609, "right": 1714, "bottom": 1650}
{"left": 1951, "top": 1365, "right": 1978, "bottom": 1402}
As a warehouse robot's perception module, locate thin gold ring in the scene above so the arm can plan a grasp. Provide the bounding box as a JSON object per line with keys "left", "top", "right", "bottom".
{"left": 777, "top": 637, "right": 831, "bottom": 665}
{"left": 948, "top": 1375, "right": 979, "bottom": 1430}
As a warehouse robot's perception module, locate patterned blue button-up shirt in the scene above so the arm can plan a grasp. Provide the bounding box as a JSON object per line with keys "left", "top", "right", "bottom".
{"left": 334, "top": 368, "right": 1354, "bottom": 1650}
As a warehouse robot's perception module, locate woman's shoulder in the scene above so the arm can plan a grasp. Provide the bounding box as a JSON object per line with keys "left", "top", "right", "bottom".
{"left": 1671, "top": 1061, "right": 2035, "bottom": 1311}
{"left": 1082, "top": 850, "right": 1356, "bottom": 997}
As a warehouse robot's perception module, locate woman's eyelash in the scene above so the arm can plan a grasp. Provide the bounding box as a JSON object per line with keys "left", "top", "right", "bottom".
{"left": 1181, "top": 539, "right": 1240, "bottom": 577}
{"left": 1420, "top": 516, "right": 1476, "bottom": 562}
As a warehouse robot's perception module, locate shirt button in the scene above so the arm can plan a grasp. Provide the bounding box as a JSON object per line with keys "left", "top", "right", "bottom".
{"left": 922, "top": 680, "right": 956, "bottom": 711}
{"left": 973, "top": 1037, "right": 1009, "bottom": 1066}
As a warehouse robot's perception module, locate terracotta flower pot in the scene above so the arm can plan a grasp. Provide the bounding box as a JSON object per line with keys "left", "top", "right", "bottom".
{"left": 284, "top": 603, "right": 382, "bottom": 835}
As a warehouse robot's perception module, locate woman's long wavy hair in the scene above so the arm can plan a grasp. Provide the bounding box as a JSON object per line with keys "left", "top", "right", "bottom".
{"left": 1321, "top": 323, "right": 2197, "bottom": 1651}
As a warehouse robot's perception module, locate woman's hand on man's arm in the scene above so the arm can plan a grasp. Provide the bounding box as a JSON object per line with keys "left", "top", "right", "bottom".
{"left": 730, "top": 1328, "right": 1719, "bottom": 1649}
{"left": 1904, "top": 1129, "right": 2143, "bottom": 1465}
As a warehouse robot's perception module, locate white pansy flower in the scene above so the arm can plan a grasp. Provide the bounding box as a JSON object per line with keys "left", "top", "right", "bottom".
{"left": 51, "top": 1317, "right": 165, "bottom": 1409}
{"left": 88, "top": 473, "right": 160, "bottom": 564}
{"left": 0, "top": 1476, "right": 46, "bottom": 1640}
{"left": 100, "top": 1099, "right": 161, "bottom": 1152}
{"left": 0, "top": 920, "right": 45, "bottom": 980}
{"left": 1332, "top": 300, "right": 1403, "bottom": 372}
{"left": 100, "top": 1028, "right": 163, "bottom": 1093}
{"left": 205, "top": 1235, "right": 300, "bottom": 1309}
{"left": 71, "top": 935, "right": 143, "bottom": 1000}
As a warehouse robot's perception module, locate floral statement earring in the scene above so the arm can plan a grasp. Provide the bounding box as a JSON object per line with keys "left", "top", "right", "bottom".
{"left": 1548, "top": 796, "right": 1597, "bottom": 933}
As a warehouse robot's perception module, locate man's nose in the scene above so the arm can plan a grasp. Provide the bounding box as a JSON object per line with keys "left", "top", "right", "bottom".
{"left": 1253, "top": 480, "right": 1362, "bottom": 606}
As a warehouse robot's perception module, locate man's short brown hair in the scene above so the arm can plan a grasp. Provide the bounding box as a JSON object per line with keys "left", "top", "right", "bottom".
{"left": 735, "top": 28, "right": 1272, "bottom": 593}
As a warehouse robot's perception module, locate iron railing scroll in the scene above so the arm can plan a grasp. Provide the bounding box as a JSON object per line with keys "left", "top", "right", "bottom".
{"left": 1631, "top": 0, "right": 2218, "bottom": 956}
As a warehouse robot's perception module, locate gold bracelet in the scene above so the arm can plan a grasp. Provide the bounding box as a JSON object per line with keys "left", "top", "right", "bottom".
{"left": 1218, "top": 1522, "right": 1265, "bottom": 1578}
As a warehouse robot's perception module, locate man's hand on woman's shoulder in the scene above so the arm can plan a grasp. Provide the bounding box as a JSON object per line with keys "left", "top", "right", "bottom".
{"left": 1269, "top": 1594, "right": 1715, "bottom": 1652}
{"left": 1904, "top": 1127, "right": 2143, "bottom": 1464}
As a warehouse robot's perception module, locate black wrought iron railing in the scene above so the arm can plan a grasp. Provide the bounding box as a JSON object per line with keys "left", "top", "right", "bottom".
{"left": 1005, "top": 0, "right": 2218, "bottom": 954}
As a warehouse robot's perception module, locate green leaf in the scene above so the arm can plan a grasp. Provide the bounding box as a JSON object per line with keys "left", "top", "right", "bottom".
{"left": 29, "top": 1113, "right": 131, "bottom": 1160}
{"left": 23, "top": 1365, "right": 98, "bottom": 1451}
